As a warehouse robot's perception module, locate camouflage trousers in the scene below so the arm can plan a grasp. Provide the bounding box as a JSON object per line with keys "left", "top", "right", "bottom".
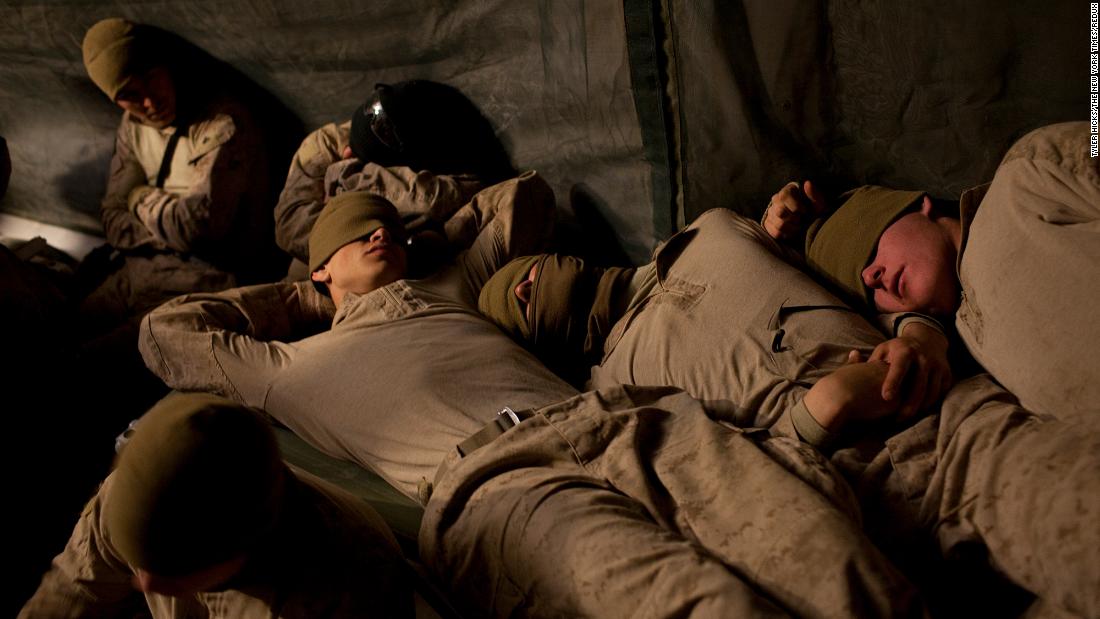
{"left": 420, "top": 385, "right": 925, "bottom": 619}
{"left": 835, "top": 374, "right": 1100, "bottom": 617}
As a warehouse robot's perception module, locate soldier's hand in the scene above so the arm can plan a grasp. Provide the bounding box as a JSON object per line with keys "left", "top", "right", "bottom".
{"left": 803, "top": 352, "right": 898, "bottom": 433}
{"left": 763, "top": 180, "right": 825, "bottom": 241}
{"left": 871, "top": 322, "right": 953, "bottom": 420}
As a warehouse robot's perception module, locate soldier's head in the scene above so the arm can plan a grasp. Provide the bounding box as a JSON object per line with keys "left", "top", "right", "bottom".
{"left": 82, "top": 18, "right": 177, "bottom": 129}
{"left": 348, "top": 80, "right": 514, "bottom": 182}
{"left": 308, "top": 192, "right": 408, "bottom": 306}
{"left": 478, "top": 254, "right": 635, "bottom": 385}
{"left": 805, "top": 186, "right": 963, "bottom": 317}
{"left": 104, "top": 392, "right": 286, "bottom": 596}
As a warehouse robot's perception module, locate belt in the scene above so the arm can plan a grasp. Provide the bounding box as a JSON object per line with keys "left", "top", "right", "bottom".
{"left": 421, "top": 407, "right": 532, "bottom": 506}
{"left": 456, "top": 406, "right": 529, "bottom": 457}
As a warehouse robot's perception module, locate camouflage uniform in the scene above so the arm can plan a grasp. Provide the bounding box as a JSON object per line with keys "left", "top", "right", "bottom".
{"left": 273, "top": 121, "right": 482, "bottom": 268}
{"left": 140, "top": 174, "right": 924, "bottom": 618}
{"left": 954, "top": 121, "right": 1100, "bottom": 421}
{"left": 80, "top": 95, "right": 283, "bottom": 340}
{"left": 589, "top": 207, "right": 1100, "bottom": 616}
{"left": 20, "top": 467, "right": 412, "bottom": 619}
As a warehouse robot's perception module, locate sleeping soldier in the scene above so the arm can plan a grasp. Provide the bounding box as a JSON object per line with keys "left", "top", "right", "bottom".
{"left": 478, "top": 127, "right": 1100, "bottom": 616}
{"left": 78, "top": 17, "right": 286, "bottom": 326}
{"left": 138, "top": 176, "right": 928, "bottom": 617}
{"left": 74, "top": 18, "right": 288, "bottom": 422}
{"left": 274, "top": 79, "right": 514, "bottom": 278}
{"left": 20, "top": 392, "right": 413, "bottom": 618}
{"left": 763, "top": 121, "right": 1099, "bottom": 422}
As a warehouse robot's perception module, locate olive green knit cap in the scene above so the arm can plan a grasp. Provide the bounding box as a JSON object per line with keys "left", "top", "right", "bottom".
{"left": 82, "top": 18, "right": 150, "bottom": 100}
{"left": 804, "top": 186, "right": 925, "bottom": 306}
{"left": 103, "top": 392, "right": 285, "bottom": 576}
{"left": 478, "top": 255, "right": 541, "bottom": 340}
{"left": 479, "top": 254, "right": 634, "bottom": 368}
{"left": 308, "top": 192, "right": 402, "bottom": 273}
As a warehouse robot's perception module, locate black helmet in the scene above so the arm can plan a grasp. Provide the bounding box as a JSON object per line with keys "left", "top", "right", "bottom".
{"left": 349, "top": 80, "right": 512, "bottom": 181}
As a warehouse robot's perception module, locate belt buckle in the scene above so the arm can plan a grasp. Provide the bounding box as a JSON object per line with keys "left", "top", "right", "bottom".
{"left": 497, "top": 406, "right": 521, "bottom": 428}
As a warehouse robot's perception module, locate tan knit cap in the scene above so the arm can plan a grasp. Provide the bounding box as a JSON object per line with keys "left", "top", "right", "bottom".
{"left": 805, "top": 185, "right": 925, "bottom": 306}
{"left": 82, "top": 18, "right": 152, "bottom": 100}
{"left": 308, "top": 192, "right": 403, "bottom": 272}
{"left": 103, "top": 392, "right": 285, "bottom": 576}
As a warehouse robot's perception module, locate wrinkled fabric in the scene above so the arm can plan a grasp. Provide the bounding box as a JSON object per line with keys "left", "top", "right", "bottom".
{"left": 585, "top": 208, "right": 1100, "bottom": 615}
{"left": 141, "top": 173, "right": 565, "bottom": 499}
{"left": 78, "top": 252, "right": 237, "bottom": 338}
{"left": 834, "top": 375, "right": 1100, "bottom": 618}
{"left": 79, "top": 90, "right": 284, "bottom": 350}
{"left": 421, "top": 385, "right": 925, "bottom": 619}
{"left": 955, "top": 121, "right": 1100, "bottom": 421}
{"left": 141, "top": 172, "right": 926, "bottom": 616}
{"left": 478, "top": 253, "right": 636, "bottom": 386}
{"left": 273, "top": 121, "right": 483, "bottom": 265}
{"left": 591, "top": 208, "right": 885, "bottom": 441}
{"left": 101, "top": 95, "right": 280, "bottom": 284}
{"left": 19, "top": 467, "right": 413, "bottom": 619}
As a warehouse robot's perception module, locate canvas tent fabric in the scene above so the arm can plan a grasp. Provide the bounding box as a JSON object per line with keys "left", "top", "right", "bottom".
{"left": 0, "top": 0, "right": 663, "bottom": 263}
{"left": 1, "top": 2, "right": 1082, "bottom": 265}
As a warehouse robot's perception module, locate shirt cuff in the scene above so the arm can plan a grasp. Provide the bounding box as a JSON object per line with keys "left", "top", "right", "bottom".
{"left": 892, "top": 313, "right": 944, "bottom": 338}
{"left": 790, "top": 398, "right": 834, "bottom": 448}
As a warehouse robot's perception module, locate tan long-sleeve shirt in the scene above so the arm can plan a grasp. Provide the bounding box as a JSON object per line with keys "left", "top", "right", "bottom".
{"left": 140, "top": 172, "right": 574, "bottom": 500}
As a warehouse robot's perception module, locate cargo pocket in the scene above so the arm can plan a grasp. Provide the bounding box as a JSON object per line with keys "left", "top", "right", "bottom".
{"left": 764, "top": 300, "right": 877, "bottom": 385}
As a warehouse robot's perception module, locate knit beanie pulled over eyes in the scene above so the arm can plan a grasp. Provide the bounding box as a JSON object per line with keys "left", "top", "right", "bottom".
{"left": 308, "top": 192, "right": 402, "bottom": 273}
{"left": 479, "top": 254, "right": 634, "bottom": 368}
{"left": 478, "top": 255, "right": 541, "bottom": 341}
{"left": 804, "top": 185, "right": 925, "bottom": 306}
{"left": 103, "top": 392, "right": 286, "bottom": 577}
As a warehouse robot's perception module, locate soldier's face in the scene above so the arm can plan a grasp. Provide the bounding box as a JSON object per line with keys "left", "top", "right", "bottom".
{"left": 861, "top": 197, "right": 961, "bottom": 316}
{"left": 311, "top": 225, "right": 408, "bottom": 305}
{"left": 115, "top": 66, "right": 177, "bottom": 129}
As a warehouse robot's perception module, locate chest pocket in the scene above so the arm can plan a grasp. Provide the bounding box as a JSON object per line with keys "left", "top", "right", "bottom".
{"left": 764, "top": 300, "right": 881, "bottom": 385}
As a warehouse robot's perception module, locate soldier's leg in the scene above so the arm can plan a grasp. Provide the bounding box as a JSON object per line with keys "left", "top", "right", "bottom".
{"left": 422, "top": 462, "right": 788, "bottom": 619}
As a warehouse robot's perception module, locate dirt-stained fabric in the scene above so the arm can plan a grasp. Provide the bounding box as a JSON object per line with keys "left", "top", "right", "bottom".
{"left": 420, "top": 384, "right": 925, "bottom": 618}
{"left": 956, "top": 121, "right": 1100, "bottom": 421}
{"left": 19, "top": 467, "right": 413, "bottom": 619}
{"left": 835, "top": 375, "right": 1100, "bottom": 618}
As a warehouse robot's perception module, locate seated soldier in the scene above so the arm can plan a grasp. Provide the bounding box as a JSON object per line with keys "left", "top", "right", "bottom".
{"left": 74, "top": 18, "right": 290, "bottom": 425}
{"left": 138, "top": 176, "right": 927, "bottom": 617}
{"left": 763, "top": 121, "right": 1098, "bottom": 421}
{"left": 275, "top": 79, "right": 514, "bottom": 277}
{"left": 20, "top": 392, "right": 413, "bottom": 618}
{"left": 79, "top": 17, "right": 286, "bottom": 320}
{"left": 479, "top": 202, "right": 1100, "bottom": 616}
